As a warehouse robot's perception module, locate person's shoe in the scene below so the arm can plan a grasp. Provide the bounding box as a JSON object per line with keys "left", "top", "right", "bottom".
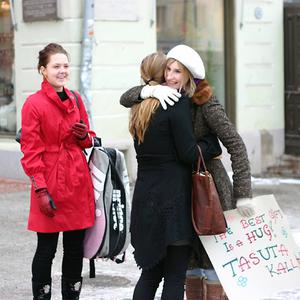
{"left": 32, "top": 279, "right": 51, "bottom": 300}
{"left": 61, "top": 277, "right": 82, "bottom": 300}
{"left": 202, "top": 279, "right": 229, "bottom": 300}
{"left": 185, "top": 276, "right": 204, "bottom": 299}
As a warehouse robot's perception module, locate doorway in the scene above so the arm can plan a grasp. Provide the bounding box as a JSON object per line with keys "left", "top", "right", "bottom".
{"left": 284, "top": 2, "right": 300, "bottom": 155}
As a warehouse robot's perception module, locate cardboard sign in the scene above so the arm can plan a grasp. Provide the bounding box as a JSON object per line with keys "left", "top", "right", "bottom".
{"left": 200, "top": 195, "right": 300, "bottom": 300}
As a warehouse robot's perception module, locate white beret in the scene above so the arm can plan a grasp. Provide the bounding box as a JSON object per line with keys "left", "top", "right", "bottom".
{"left": 166, "top": 44, "right": 205, "bottom": 79}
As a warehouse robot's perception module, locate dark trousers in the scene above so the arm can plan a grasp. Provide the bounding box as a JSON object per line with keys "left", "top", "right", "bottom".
{"left": 32, "top": 229, "right": 85, "bottom": 283}
{"left": 133, "top": 245, "right": 191, "bottom": 300}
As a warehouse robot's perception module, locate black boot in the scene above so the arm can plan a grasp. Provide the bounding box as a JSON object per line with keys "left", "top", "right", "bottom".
{"left": 61, "top": 277, "right": 82, "bottom": 300}
{"left": 32, "top": 279, "right": 51, "bottom": 300}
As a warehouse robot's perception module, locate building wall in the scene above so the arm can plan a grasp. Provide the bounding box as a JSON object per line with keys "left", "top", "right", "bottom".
{"left": 0, "top": 0, "right": 286, "bottom": 180}
{"left": 14, "top": 0, "right": 83, "bottom": 126}
{"left": 234, "top": 0, "right": 284, "bottom": 174}
{"left": 90, "top": 0, "right": 156, "bottom": 179}
{"left": 91, "top": 0, "right": 156, "bottom": 144}
{"left": 9, "top": 0, "right": 156, "bottom": 180}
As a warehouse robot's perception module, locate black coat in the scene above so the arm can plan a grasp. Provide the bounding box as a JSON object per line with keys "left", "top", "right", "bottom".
{"left": 130, "top": 96, "right": 198, "bottom": 269}
{"left": 121, "top": 86, "right": 252, "bottom": 269}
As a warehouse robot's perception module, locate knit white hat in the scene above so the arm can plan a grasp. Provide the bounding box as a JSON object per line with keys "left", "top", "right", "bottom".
{"left": 166, "top": 44, "right": 205, "bottom": 79}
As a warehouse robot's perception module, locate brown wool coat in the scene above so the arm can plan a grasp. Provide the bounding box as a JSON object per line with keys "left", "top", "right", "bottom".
{"left": 120, "top": 85, "right": 252, "bottom": 268}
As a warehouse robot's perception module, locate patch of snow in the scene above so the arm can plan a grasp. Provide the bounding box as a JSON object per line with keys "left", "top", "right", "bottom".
{"left": 227, "top": 172, "right": 300, "bottom": 185}
{"left": 252, "top": 177, "right": 300, "bottom": 186}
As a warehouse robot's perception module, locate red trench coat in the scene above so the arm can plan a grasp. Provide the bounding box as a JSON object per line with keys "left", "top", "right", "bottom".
{"left": 21, "top": 80, "right": 95, "bottom": 233}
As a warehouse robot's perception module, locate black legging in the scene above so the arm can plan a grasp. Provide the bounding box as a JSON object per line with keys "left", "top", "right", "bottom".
{"left": 133, "top": 245, "right": 191, "bottom": 300}
{"left": 32, "top": 229, "right": 85, "bottom": 283}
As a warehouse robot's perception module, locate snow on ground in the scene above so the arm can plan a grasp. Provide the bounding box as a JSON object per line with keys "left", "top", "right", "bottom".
{"left": 227, "top": 172, "right": 300, "bottom": 186}
{"left": 252, "top": 176, "right": 300, "bottom": 186}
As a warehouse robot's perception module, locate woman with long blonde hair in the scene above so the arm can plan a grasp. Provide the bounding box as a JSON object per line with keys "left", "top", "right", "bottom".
{"left": 128, "top": 51, "right": 221, "bottom": 300}
{"left": 129, "top": 52, "right": 166, "bottom": 144}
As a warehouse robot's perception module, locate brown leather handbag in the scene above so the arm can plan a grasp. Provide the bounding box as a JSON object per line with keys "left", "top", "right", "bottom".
{"left": 191, "top": 146, "right": 227, "bottom": 235}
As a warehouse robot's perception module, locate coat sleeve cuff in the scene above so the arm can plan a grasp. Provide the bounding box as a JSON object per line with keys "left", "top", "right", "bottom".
{"left": 30, "top": 172, "right": 47, "bottom": 191}
{"left": 77, "top": 133, "right": 94, "bottom": 148}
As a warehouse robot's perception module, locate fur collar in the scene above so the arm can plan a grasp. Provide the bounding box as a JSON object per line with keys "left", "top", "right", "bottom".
{"left": 192, "top": 80, "right": 212, "bottom": 106}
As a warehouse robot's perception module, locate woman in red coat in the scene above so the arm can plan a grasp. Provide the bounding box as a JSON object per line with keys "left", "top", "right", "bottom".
{"left": 20, "top": 43, "right": 95, "bottom": 300}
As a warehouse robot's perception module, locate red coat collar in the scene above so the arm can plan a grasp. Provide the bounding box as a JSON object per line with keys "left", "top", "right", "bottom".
{"left": 41, "top": 80, "right": 76, "bottom": 114}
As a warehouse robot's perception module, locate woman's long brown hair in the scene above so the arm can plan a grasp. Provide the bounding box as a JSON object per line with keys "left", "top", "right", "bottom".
{"left": 129, "top": 52, "right": 166, "bottom": 144}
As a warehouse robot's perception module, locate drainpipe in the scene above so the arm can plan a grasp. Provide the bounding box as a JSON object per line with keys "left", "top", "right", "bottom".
{"left": 9, "top": 0, "right": 17, "bottom": 30}
{"left": 80, "top": 0, "right": 94, "bottom": 128}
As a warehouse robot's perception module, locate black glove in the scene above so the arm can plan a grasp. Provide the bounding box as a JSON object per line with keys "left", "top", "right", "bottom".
{"left": 198, "top": 134, "right": 222, "bottom": 161}
{"left": 36, "top": 189, "right": 56, "bottom": 218}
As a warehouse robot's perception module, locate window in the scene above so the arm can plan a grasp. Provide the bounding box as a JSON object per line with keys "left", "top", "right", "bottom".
{"left": 0, "top": 0, "right": 15, "bottom": 134}
{"left": 156, "top": 0, "right": 225, "bottom": 106}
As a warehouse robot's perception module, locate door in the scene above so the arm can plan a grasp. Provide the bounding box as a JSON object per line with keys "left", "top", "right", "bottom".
{"left": 284, "top": 4, "right": 300, "bottom": 155}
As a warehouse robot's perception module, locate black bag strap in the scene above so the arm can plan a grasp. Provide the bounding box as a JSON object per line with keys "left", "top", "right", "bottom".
{"left": 70, "top": 90, "right": 80, "bottom": 109}
{"left": 71, "top": 89, "right": 88, "bottom": 155}
{"left": 89, "top": 259, "right": 96, "bottom": 278}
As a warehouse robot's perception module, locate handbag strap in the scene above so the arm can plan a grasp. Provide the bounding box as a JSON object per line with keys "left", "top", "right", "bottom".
{"left": 196, "top": 145, "right": 207, "bottom": 173}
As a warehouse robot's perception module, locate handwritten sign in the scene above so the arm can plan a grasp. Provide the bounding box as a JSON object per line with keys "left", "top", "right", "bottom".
{"left": 200, "top": 194, "right": 300, "bottom": 300}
